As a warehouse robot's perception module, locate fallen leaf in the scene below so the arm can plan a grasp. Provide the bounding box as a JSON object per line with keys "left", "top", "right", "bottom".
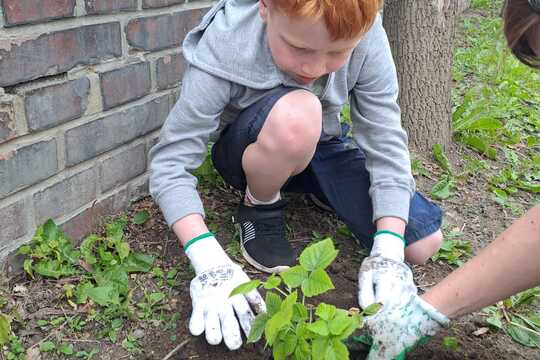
{"left": 472, "top": 327, "right": 490, "bottom": 336}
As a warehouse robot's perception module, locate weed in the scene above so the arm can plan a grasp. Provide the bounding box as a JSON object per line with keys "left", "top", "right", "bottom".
{"left": 75, "top": 348, "right": 99, "bottom": 359}
{"left": 122, "top": 333, "right": 143, "bottom": 353}
{"left": 133, "top": 210, "right": 151, "bottom": 225}
{"left": 442, "top": 336, "right": 460, "bottom": 351}
{"left": 482, "top": 287, "right": 540, "bottom": 348}
{"left": 452, "top": 0, "right": 540, "bottom": 206}
{"left": 3, "top": 335, "right": 25, "bottom": 360}
{"left": 431, "top": 228, "right": 473, "bottom": 267}
{"left": 411, "top": 157, "right": 431, "bottom": 178}
{"left": 231, "top": 238, "right": 379, "bottom": 360}
{"left": 431, "top": 144, "right": 458, "bottom": 200}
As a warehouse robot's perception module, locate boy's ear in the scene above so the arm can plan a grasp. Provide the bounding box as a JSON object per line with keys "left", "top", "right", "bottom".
{"left": 259, "top": 0, "right": 269, "bottom": 22}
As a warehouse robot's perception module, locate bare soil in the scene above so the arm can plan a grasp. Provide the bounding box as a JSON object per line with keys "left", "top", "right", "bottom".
{"left": 2, "top": 143, "right": 539, "bottom": 360}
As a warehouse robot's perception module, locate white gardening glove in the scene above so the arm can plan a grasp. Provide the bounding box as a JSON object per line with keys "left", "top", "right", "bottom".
{"left": 358, "top": 231, "right": 417, "bottom": 310}
{"left": 365, "top": 294, "right": 450, "bottom": 360}
{"left": 185, "top": 233, "right": 266, "bottom": 350}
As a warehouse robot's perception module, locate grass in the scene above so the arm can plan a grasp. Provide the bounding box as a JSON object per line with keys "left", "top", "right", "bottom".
{"left": 450, "top": 0, "right": 540, "bottom": 213}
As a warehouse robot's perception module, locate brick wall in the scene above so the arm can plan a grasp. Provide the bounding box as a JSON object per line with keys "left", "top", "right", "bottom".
{"left": 0, "top": 0, "right": 213, "bottom": 263}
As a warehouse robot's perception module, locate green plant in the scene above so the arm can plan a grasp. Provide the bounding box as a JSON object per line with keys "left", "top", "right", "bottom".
{"left": 452, "top": 0, "right": 540, "bottom": 207}
{"left": 122, "top": 333, "right": 142, "bottom": 353}
{"left": 2, "top": 335, "right": 25, "bottom": 360}
{"left": 431, "top": 228, "right": 472, "bottom": 267}
{"left": 482, "top": 287, "right": 540, "bottom": 348}
{"left": 442, "top": 336, "right": 460, "bottom": 351}
{"left": 231, "top": 238, "right": 379, "bottom": 360}
{"left": 193, "top": 150, "right": 225, "bottom": 189}
{"left": 133, "top": 210, "right": 151, "bottom": 225}
{"left": 136, "top": 291, "right": 167, "bottom": 320}
{"left": 431, "top": 144, "right": 458, "bottom": 200}
{"left": 75, "top": 348, "right": 99, "bottom": 359}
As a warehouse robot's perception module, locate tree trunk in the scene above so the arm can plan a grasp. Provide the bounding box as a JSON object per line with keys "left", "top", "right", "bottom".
{"left": 383, "top": 0, "right": 464, "bottom": 153}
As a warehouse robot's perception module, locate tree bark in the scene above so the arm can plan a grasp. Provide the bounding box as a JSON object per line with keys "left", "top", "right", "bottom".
{"left": 383, "top": 0, "right": 463, "bottom": 153}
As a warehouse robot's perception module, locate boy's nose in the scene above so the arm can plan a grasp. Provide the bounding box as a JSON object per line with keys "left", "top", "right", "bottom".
{"left": 301, "top": 62, "right": 326, "bottom": 78}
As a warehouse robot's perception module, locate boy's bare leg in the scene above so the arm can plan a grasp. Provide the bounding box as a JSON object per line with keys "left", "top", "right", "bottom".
{"left": 404, "top": 230, "right": 443, "bottom": 265}
{"left": 242, "top": 90, "right": 322, "bottom": 202}
{"left": 421, "top": 204, "right": 540, "bottom": 319}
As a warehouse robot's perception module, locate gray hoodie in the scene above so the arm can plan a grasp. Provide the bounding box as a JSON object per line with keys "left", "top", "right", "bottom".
{"left": 149, "top": 0, "right": 415, "bottom": 229}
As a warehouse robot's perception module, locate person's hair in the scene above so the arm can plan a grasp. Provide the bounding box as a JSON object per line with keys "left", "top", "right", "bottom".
{"left": 270, "top": 0, "right": 383, "bottom": 40}
{"left": 503, "top": 0, "right": 540, "bottom": 68}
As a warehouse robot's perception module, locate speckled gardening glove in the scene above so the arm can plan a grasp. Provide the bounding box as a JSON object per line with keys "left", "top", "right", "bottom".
{"left": 365, "top": 294, "right": 450, "bottom": 360}
{"left": 358, "top": 231, "right": 417, "bottom": 310}
{"left": 185, "top": 233, "right": 266, "bottom": 350}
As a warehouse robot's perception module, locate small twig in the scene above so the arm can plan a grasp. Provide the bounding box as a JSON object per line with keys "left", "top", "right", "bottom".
{"left": 498, "top": 302, "right": 511, "bottom": 323}
{"left": 62, "top": 339, "right": 101, "bottom": 343}
{"left": 28, "top": 319, "right": 68, "bottom": 350}
{"left": 161, "top": 339, "right": 191, "bottom": 360}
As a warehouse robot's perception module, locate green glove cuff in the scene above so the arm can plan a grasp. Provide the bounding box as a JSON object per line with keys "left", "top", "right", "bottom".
{"left": 373, "top": 230, "right": 406, "bottom": 246}
{"left": 183, "top": 232, "right": 215, "bottom": 252}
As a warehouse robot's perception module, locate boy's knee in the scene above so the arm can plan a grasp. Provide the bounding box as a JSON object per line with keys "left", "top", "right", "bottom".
{"left": 263, "top": 90, "right": 322, "bottom": 154}
{"left": 404, "top": 229, "right": 443, "bottom": 265}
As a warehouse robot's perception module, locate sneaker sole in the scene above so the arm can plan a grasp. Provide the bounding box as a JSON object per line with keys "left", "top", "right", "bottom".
{"left": 234, "top": 223, "right": 291, "bottom": 274}
{"left": 309, "top": 193, "right": 334, "bottom": 212}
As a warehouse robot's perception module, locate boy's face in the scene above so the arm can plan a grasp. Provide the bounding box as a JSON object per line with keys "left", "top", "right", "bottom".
{"left": 260, "top": 0, "right": 363, "bottom": 85}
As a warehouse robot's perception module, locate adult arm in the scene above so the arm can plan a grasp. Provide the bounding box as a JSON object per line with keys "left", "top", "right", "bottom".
{"left": 422, "top": 203, "right": 540, "bottom": 318}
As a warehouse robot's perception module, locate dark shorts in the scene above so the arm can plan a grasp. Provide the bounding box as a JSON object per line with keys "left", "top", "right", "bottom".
{"left": 211, "top": 87, "right": 442, "bottom": 249}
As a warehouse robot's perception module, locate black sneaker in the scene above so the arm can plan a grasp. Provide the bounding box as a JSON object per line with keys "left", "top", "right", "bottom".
{"left": 232, "top": 199, "right": 295, "bottom": 273}
{"left": 309, "top": 193, "right": 334, "bottom": 212}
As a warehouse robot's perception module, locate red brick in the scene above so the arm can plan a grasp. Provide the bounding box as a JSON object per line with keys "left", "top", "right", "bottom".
{"left": 60, "top": 188, "right": 128, "bottom": 242}
{"left": 0, "top": 200, "right": 28, "bottom": 250}
{"left": 156, "top": 53, "right": 186, "bottom": 90}
{"left": 100, "top": 62, "right": 151, "bottom": 110}
{"left": 0, "top": 23, "right": 122, "bottom": 87}
{"left": 25, "top": 78, "right": 90, "bottom": 132}
{"left": 85, "top": 0, "right": 137, "bottom": 15}
{"left": 2, "top": 0, "right": 75, "bottom": 26}
{"left": 142, "top": 0, "right": 184, "bottom": 9}
{"left": 0, "top": 99, "right": 17, "bottom": 144}
{"left": 126, "top": 8, "right": 207, "bottom": 51}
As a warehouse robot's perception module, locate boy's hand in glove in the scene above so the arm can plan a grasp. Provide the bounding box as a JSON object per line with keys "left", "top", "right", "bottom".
{"left": 358, "top": 231, "right": 417, "bottom": 310}
{"left": 185, "top": 233, "right": 266, "bottom": 350}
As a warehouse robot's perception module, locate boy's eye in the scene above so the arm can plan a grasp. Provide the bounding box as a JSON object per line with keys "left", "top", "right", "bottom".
{"left": 290, "top": 44, "right": 310, "bottom": 53}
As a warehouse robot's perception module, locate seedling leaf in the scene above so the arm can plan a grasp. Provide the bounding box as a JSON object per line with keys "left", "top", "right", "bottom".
{"left": 302, "top": 268, "right": 334, "bottom": 297}
{"left": 299, "top": 238, "right": 338, "bottom": 271}
{"left": 133, "top": 210, "right": 151, "bottom": 225}
{"left": 230, "top": 280, "right": 261, "bottom": 297}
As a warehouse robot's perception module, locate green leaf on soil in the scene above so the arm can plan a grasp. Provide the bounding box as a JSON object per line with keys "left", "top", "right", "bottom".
{"left": 133, "top": 210, "right": 151, "bottom": 225}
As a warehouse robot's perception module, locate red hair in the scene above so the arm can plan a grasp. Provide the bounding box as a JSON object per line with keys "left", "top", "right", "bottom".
{"left": 270, "top": 0, "right": 383, "bottom": 40}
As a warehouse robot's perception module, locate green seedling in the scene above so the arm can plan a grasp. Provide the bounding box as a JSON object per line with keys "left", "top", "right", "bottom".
{"left": 0, "top": 312, "right": 12, "bottom": 345}
{"left": 136, "top": 291, "right": 167, "bottom": 320}
{"left": 452, "top": 1, "right": 540, "bottom": 207}
{"left": 482, "top": 287, "right": 540, "bottom": 348}
{"left": 2, "top": 335, "right": 25, "bottom": 360}
{"left": 411, "top": 158, "right": 431, "bottom": 178}
{"left": 122, "top": 333, "right": 143, "bottom": 353}
{"left": 231, "top": 238, "right": 379, "bottom": 360}
{"left": 58, "top": 343, "right": 75, "bottom": 356}
{"left": 431, "top": 229, "right": 472, "bottom": 267}
{"left": 133, "top": 210, "right": 151, "bottom": 225}
{"left": 76, "top": 348, "right": 99, "bottom": 359}
{"left": 39, "top": 340, "right": 56, "bottom": 352}
{"left": 442, "top": 336, "right": 460, "bottom": 351}
{"left": 431, "top": 144, "right": 458, "bottom": 200}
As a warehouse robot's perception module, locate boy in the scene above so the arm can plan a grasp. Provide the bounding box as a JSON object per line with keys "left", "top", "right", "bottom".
{"left": 150, "top": 0, "right": 443, "bottom": 350}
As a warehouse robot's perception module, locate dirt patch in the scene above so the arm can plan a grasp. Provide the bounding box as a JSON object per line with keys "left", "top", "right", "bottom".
{"left": 2, "top": 141, "right": 538, "bottom": 360}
